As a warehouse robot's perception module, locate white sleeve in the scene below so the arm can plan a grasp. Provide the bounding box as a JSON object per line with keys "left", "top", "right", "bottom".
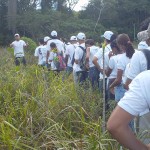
{"left": 49, "top": 52, "right": 54, "bottom": 61}
{"left": 118, "top": 76, "right": 148, "bottom": 116}
{"left": 127, "top": 52, "right": 142, "bottom": 80}
{"left": 94, "top": 50, "right": 103, "bottom": 60}
{"left": 117, "top": 57, "right": 125, "bottom": 71}
{"left": 109, "top": 57, "right": 115, "bottom": 69}
{"left": 23, "top": 41, "right": 26, "bottom": 46}
{"left": 34, "top": 48, "right": 38, "bottom": 57}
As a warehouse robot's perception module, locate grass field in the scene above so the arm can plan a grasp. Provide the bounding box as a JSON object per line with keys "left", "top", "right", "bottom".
{"left": 0, "top": 48, "right": 125, "bottom": 150}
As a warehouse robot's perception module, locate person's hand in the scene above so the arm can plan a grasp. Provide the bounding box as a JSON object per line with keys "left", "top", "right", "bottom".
{"left": 147, "top": 144, "right": 150, "bottom": 149}
{"left": 109, "top": 86, "right": 115, "bottom": 95}
{"left": 108, "top": 51, "right": 114, "bottom": 59}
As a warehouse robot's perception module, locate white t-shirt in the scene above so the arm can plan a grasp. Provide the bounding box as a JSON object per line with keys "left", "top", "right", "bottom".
{"left": 46, "top": 39, "right": 65, "bottom": 53}
{"left": 118, "top": 70, "right": 150, "bottom": 116}
{"left": 65, "top": 44, "right": 78, "bottom": 67}
{"left": 34, "top": 45, "right": 47, "bottom": 65}
{"left": 127, "top": 49, "right": 150, "bottom": 80}
{"left": 117, "top": 53, "right": 131, "bottom": 83}
{"left": 73, "top": 43, "right": 86, "bottom": 72}
{"left": 94, "top": 48, "right": 106, "bottom": 79}
{"left": 11, "top": 40, "right": 26, "bottom": 57}
{"left": 49, "top": 52, "right": 57, "bottom": 70}
{"left": 108, "top": 55, "right": 121, "bottom": 79}
{"left": 89, "top": 46, "right": 100, "bottom": 68}
{"left": 105, "top": 44, "right": 112, "bottom": 53}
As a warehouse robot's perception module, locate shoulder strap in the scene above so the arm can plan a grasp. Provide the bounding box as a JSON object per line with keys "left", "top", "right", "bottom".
{"left": 141, "top": 49, "right": 150, "bottom": 70}
{"left": 79, "top": 46, "right": 86, "bottom": 53}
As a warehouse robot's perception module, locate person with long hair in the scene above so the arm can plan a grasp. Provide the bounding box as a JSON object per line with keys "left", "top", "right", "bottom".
{"left": 109, "top": 34, "right": 135, "bottom": 101}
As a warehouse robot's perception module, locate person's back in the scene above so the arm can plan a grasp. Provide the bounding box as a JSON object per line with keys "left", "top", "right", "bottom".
{"left": 89, "top": 45, "right": 99, "bottom": 68}
{"left": 35, "top": 45, "right": 47, "bottom": 66}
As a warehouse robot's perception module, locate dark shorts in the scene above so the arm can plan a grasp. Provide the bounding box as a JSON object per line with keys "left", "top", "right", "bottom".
{"left": 15, "top": 57, "right": 26, "bottom": 66}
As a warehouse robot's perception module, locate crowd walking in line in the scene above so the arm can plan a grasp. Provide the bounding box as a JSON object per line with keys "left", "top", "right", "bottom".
{"left": 10, "top": 23, "right": 150, "bottom": 149}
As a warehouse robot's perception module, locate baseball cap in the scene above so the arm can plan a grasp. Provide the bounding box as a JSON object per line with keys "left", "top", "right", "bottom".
{"left": 51, "top": 30, "right": 57, "bottom": 37}
{"left": 138, "top": 41, "right": 149, "bottom": 50}
{"left": 101, "top": 31, "right": 114, "bottom": 40}
{"left": 44, "top": 36, "right": 50, "bottom": 42}
{"left": 14, "top": 33, "right": 20, "bottom": 37}
{"left": 137, "top": 24, "right": 150, "bottom": 41}
{"left": 70, "top": 36, "right": 77, "bottom": 41}
{"left": 77, "top": 32, "right": 86, "bottom": 40}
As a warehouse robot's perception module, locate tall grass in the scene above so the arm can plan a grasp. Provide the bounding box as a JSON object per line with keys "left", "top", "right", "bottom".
{"left": 0, "top": 48, "right": 122, "bottom": 150}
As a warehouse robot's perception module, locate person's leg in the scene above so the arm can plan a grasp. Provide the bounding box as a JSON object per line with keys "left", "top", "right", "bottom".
{"left": 73, "top": 70, "right": 78, "bottom": 84}
{"left": 15, "top": 58, "right": 20, "bottom": 66}
{"left": 89, "top": 67, "right": 98, "bottom": 88}
{"left": 22, "top": 57, "right": 26, "bottom": 66}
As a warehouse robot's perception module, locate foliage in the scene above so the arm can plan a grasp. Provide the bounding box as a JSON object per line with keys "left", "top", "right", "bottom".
{"left": 21, "top": 37, "right": 37, "bottom": 54}
{"left": 0, "top": 48, "right": 124, "bottom": 150}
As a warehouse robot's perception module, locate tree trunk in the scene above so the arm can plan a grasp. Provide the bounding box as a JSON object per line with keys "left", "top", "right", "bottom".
{"left": 8, "top": 0, "right": 17, "bottom": 34}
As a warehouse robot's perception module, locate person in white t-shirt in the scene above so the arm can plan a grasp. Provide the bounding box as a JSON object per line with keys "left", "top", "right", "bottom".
{"left": 34, "top": 38, "right": 47, "bottom": 67}
{"left": 10, "top": 33, "right": 27, "bottom": 66}
{"left": 86, "top": 39, "right": 100, "bottom": 89}
{"left": 125, "top": 24, "right": 150, "bottom": 90}
{"left": 65, "top": 36, "right": 78, "bottom": 76}
{"left": 105, "top": 39, "right": 122, "bottom": 100}
{"left": 46, "top": 31, "right": 65, "bottom": 64}
{"left": 73, "top": 32, "right": 88, "bottom": 84}
{"left": 107, "top": 70, "right": 150, "bottom": 150}
{"left": 109, "top": 34, "right": 135, "bottom": 102}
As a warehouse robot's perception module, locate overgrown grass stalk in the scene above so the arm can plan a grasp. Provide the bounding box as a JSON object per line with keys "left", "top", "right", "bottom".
{"left": 0, "top": 48, "right": 123, "bottom": 150}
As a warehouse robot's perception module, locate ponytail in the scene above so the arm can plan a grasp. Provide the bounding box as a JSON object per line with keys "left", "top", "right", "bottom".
{"left": 126, "top": 41, "right": 135, "bottom": 58}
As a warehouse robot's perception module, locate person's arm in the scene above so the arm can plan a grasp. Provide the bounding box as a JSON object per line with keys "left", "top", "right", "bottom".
{"left": 124, "top": 78, "right": 132, "bottom": 90}
{"left": 10, "top": 42, "right": 13, "bottom": 47}
{"left": 105, "top": 67, "right": 112, "bottom": 77}
{"left": 109, "top": 69, "right": 123, "bottom": 88}
{"left": 107, "top": 106, "right": 149, "bottom": 150}
{"left": 46, "top": 51, "right": 50, "bottom": 64}
{"left": 92, "top": 56, "right": 103, "bottom": 73}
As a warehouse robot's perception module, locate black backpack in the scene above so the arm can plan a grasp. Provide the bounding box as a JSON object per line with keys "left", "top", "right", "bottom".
{"left": 141, "top": 49, "right": 150, "bottom": 70}
{"left": 79, "top": 46, "right": 87, "bottom": 71}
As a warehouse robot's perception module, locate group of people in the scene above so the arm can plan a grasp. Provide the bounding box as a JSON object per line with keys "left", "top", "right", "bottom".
{"left": 10, "top": 25, "right": 150, "bottom": 149}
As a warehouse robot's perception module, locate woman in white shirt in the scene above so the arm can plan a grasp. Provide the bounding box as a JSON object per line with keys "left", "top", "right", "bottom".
{"left": 105, "top": 40, "right": 122, "bottom": 100}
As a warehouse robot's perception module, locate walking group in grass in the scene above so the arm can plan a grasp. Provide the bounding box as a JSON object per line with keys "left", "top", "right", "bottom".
{"left": 10, "top": 23, "right": 150, "bottom": 149}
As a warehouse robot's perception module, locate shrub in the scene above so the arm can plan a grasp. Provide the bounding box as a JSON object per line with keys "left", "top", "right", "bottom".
{"left": 21, "top": 37, "right": 37, "bottom": 54}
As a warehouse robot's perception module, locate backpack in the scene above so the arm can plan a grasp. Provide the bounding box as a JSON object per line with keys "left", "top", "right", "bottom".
{"left": 141, "top": 49, "right": 150, "bottom": 70}
{"left": 54, "top": 51, "right": 66, "bottom": 71}
{"left": 79, "top": 46, "right": 87, "bottom": 71}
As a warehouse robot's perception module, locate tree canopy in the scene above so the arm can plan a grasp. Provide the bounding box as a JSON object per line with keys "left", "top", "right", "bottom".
{"left": 0, "top": 0, "right": 150, "bottom": 45}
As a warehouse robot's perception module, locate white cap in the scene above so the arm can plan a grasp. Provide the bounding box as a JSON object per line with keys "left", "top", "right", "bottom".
{"left": 14, "top": 33, "right": 20, "bottom": 37}
{"left": 138, "top": 41, "right": 149, "bottom": 50}
{"left": 101, "top": 31, "right": 113, "bottom": 40}
{"left": 77, "top": 32, "right": 86, "bottom": 40}
{"left": 51, "top": 30, "right": 57, "bottom": 37}
{"left": 70, "top": 36, "right": 77, "bottom": 41}
{"left": 44, "top": 36, "right": 50, "bottom": 42}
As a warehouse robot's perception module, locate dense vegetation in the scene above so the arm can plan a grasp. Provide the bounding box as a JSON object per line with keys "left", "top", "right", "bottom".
{"left": 1, "top": 0, "right": 150, "bottom": 45}
{"left": 0, "top": 48, "right": 122, "bottom": 149}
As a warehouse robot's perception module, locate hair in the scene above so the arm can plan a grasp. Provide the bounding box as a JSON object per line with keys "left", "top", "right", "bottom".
{"left": 50, "top": 42, "right": 57, "bottom": 48}
{"left": 110, "top": 40, "right": 120, "bottom": 53}
{"left": 39, "top": 38, "right": 44, "bottom": 45}
{"left": 85, "top": 39, "right": 95, "bottom": 46}
{"left": 116, "top": 34, "right": 135, "bottom": 59}
{"left": 110, "top": 34, "right": 117, "bottom": 43}
{"left": 140, "top": 17, "right": 150, "bottom": 31}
